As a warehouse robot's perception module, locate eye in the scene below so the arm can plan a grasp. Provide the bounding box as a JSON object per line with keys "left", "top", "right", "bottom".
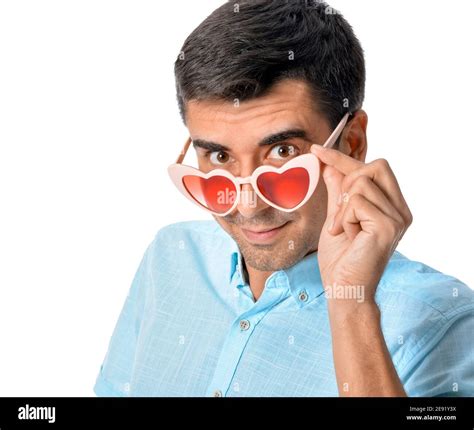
{"left": 209, "top": 150, "right": 231, "bottom": 165}
{"left": 268, "top": 144, "right": 297, "bottom": 160}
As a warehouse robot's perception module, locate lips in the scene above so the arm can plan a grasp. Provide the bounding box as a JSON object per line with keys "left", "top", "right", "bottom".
{"left": 240, "top": 222, "right": 290, "bottom": 244}
{"left": 243, "top": 224, "right": 286, "bottom": 234}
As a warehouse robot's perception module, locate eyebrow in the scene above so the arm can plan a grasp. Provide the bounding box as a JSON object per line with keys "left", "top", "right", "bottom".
{"left": 192, "top": 129, "right": 311, "bottom": 152}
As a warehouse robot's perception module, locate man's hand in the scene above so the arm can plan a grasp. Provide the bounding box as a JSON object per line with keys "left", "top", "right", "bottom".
{"left": 310, "top": 144, "right": 413, "bottom": 397}
{"left": 311, "top": 144, "right": 413, "bottom": 306}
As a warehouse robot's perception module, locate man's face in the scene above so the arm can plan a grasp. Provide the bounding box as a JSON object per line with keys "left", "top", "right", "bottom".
{"left": 185, "top": 79, "right": 334, "bottom": 272}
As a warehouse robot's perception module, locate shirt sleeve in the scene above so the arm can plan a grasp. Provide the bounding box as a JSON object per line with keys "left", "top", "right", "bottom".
{"left": 402, "top": 310, "right": 474, "bottom": 397}
{"left": 93, "top": 242, "right": 152, "bottom": 397}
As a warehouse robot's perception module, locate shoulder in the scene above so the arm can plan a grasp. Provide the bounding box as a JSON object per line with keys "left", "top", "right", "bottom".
{"left": 141, "top": 220, "right": 237, "bottom": 280}
{"left": 153, "top": 220, "right": 227, "bottom": 241}
{"left": 377, "top": 251, "right": 473, "bottom": 388}
{"left": 378, "top": 251, "right": 473, "bottom": 319}
{"left": 149, "top": 220, "right": 234, "bottom": 254}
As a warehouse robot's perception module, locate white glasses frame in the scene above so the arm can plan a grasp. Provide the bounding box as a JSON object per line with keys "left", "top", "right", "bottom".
{"left": 168, "top": 113, "right": 350, "bottom": 216}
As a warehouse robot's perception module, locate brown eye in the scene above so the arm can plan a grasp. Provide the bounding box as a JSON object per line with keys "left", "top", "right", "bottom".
{"left": 210, "top": 151, "right": 230, "bottom": 165}
{"left": 269, "top": 144, "right": 296, "bottom": 160}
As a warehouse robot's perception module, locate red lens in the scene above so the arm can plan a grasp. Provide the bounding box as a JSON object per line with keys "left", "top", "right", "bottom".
{"left": 183, "top": 175, "right": 237, "bottom": 214}
{"left": 256, "top": 167, "right": 309, "bottom": 209}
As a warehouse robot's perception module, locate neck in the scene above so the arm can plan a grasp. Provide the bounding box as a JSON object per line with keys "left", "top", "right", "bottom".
{"left": 241, "top": 247, "right": 318, "bottom": 301}
{"left": 243, "top": 261, "right": 273, "bottom": 301}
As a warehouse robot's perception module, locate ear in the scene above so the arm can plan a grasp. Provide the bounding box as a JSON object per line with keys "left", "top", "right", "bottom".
{"left": 338, "top": 110, "right": 368, "bottom": 162}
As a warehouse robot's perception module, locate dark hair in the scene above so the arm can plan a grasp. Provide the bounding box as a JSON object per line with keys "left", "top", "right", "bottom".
{"left": 174, "top": 0, "right": 365, "bottom": 129}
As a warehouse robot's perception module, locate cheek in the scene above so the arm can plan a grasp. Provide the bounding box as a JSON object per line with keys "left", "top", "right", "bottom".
{"left": 295, "top": 180, "right": 328, "bottom": 227}
{"left": 313, "top": 175, "right": 329, "bottom": 211}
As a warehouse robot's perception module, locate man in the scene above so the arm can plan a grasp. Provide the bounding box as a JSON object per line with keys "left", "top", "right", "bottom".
{"left": 94, "top": 1, "right": 473, "bottom": 397}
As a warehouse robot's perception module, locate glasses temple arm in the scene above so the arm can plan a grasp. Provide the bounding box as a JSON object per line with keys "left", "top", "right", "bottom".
{"left": 322, "top": 113, "right": 351, "bottom": 149}
{"left": 176, "top": 137, "right": 192, "bottom": 164}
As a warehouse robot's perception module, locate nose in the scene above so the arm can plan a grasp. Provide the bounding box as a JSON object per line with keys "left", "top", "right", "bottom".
{"left": 235, "top": 181, "right": 269, "bottom": 218}
{"left": 230, "top": 159, "right": 269, "bottom": 218}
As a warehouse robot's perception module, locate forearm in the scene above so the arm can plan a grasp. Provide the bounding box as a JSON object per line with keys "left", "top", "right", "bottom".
{"left": 328, "top": 300, "right": 407, "bottom": 397}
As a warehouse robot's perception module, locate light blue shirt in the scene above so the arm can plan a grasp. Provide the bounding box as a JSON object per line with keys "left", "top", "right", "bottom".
{"left": 94, "top": 221, "right": 474, "bottom": 397}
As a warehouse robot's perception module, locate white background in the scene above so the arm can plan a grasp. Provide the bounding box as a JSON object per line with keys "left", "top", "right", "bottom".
{"left": 0, "top": 0, "right": 472, "bottom": 396}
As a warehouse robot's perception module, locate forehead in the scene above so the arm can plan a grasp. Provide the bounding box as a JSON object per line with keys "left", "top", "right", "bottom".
{"left": 185, "top": 80, "right": 330, "bottom": 149}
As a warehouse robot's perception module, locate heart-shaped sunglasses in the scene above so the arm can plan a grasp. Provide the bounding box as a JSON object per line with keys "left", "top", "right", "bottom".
{"left": 168, "top": 113, "right": 350, "bottom": 216}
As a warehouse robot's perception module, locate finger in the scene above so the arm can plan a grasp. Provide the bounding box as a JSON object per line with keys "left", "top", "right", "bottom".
{"left": 341, "top": 159, "right": 413, "bottom": 226}
{"left": 321, "top": 164, "right": 344, "bottom": 221}
{"left": 331, "top": 176, "right": 405, "bottom": 236}
{"left": 311, "top": 144, "right": 364, "bottom": 176}
{"left": 339, "top": 193, "right": 403, "bottom": 248}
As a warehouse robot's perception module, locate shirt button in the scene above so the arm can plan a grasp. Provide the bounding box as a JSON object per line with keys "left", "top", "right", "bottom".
{"left": 212, "top": 390, "right": 223, "bottom": 397}
{"left": 239, "top": 319, "right": 250, "bottom": 331}
{"left": 298, "top": 290, "right": 308, "bottom": 302}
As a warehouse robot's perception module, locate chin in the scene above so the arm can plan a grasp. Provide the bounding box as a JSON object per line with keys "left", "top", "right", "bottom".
{"left": 215, "top": 215, "right": 319, "bottom": 271}
{"left": 235, "top": 231, "right": 311, "bottom": 272}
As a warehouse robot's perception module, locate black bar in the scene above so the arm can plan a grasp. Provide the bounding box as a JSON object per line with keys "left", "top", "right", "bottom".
{"left": 0, "top": 397, "right": 472, "bottom": 428}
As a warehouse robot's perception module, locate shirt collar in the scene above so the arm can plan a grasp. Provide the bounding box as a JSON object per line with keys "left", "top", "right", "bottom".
{"left": 229, "top": 244, "right": 325, "bottom": 307}
{"left": 284, "top": 251, "right": 325, "bottom": 306}
{"left": 229, "top": 245, "right": 247, "bottom": 288}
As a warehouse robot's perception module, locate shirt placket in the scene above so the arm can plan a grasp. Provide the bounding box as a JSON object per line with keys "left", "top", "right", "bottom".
{"left": 206, "top": 272, "right": 290, "bottom": 397}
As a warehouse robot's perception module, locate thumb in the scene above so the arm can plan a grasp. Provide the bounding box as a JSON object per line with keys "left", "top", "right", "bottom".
{"left": 321, "top": 165, "right": 343, "bottom": 219}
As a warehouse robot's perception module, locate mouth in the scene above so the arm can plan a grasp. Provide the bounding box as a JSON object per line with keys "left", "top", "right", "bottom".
{"left": 240, "top": 221, "right": 290, "bottom": 245}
